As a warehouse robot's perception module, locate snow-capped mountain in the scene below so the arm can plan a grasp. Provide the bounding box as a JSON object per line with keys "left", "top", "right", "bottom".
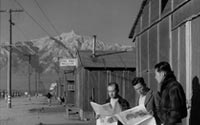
{"left": 0, "top": 31, "right": 134, "bottom": 91}
{"left": 0, "top": 31, "right": 133, "bottom": 73}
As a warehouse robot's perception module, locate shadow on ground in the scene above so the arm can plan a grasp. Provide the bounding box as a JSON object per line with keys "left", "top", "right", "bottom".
{"left": 41, "top": 122, "right": 95, "bottom": 125}
{"left": 29, "top": 106, "right": 66, "bottom": 113}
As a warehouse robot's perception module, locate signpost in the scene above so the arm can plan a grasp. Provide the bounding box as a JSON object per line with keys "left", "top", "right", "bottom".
{"left": 59, "top": 58, "right": 77, "bottom": 67}
{"left": 59, "top": 58, "right": 77, "bottom": 106}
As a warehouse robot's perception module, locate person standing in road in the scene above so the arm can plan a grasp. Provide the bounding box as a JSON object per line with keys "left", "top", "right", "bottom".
{"left": 46, "top": 92, "right": 53, "bottom": 106}
{"left": 154, "top": 61, "right": 187, "bottom": 125}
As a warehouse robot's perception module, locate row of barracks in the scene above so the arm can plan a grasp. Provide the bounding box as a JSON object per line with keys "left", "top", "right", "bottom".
{"left": 61, "top": 50, "right": 136, "bottom": 119}
{"left": 129, "top": 0, "right": 200, "bottom": 125}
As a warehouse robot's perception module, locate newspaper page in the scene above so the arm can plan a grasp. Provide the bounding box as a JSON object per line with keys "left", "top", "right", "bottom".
{"left": 90, "top": 101, "right": 121, "bottom": 125}
{"left": 90, "top": 102, "right": 113, "bottom": 116}
{"left": 115, "top": 105, "right": 156, "bottom": 125}
{"left": 96, "top": 117, "right": 117, "bottom": 125}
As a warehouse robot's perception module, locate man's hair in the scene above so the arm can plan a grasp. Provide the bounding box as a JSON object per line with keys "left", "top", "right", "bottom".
{"left": 154, "top": 61, "right": 172, "bottom": 74}
{"left": 132, "top": 77, "right": 146, "bottom": 87}
{"left": 108, "top": 82, "right": 119, "bottom": 93}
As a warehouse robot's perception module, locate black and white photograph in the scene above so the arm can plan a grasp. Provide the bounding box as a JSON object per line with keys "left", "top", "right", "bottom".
{"left": 1, "top": 0, "right": 200, "bottom": 125}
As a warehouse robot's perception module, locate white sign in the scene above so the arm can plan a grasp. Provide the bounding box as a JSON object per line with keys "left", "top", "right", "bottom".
{"left": 59, "top": 58, "right": 77, "bottom": 66}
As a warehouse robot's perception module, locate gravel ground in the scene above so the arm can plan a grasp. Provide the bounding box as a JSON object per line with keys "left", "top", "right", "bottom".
{"left": 0, "top": 96, "right": 95, "bottom": 125}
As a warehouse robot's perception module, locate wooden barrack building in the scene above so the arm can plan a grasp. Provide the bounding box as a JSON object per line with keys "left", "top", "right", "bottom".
{"left": 129, "top": 0, "right": 200, "bottom": 124}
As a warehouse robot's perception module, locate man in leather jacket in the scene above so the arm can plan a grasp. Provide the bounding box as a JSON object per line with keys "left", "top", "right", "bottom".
{"left": 154, "top": 61, "right": 187, "bottom": 125}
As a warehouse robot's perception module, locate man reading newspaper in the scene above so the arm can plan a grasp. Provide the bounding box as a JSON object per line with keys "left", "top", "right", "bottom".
{"left": 91, "top": 82, "right": 130, "bottom": 125}
{"left": 91, "top": 102, "right": 156, "bottom": 125}
{"left": 131, "top": 77, "right": 161, "bottom": 125}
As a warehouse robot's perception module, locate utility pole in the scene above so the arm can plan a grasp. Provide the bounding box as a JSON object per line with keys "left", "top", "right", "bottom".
{"left": 28, "top": 55, "right": 31, "bottom": 98}
{"left": 0, "top": 9, "right": 23, "bottom": 108}
{"left": 35, "top": 68, "right": 38, "bottom": 96}
{"left": 57, "top": 57, "right": 61, "bottom": 98}
{"left": 26, "top": 54, "right": 32, "bottom": 100}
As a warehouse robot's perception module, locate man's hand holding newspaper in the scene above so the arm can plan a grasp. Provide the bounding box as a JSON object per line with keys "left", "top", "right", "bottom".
{"left": 115, "top": 105, "right": 156, "bottom": 125}
{"left": 90, "top": 101, "right": 121, "bottom": 125}
{"left": 90, "top": 102, "right": 156, "bottom": 125}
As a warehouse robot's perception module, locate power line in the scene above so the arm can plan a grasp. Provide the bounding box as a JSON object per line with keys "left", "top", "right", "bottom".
{"left": 13, "top": 0, "right": 63, "bottom": 48}
{"left": 14, "top": 25, "right": 29, "bottom": 41}
{"left": 34, "top": 0, "right": 60, "bottom": 36}
{"left": 13, "top": 0, "right": 51, "bottom": 36}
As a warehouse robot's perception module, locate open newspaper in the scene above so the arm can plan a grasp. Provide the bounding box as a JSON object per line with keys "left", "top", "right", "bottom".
{"left": 115, "top": 105, "right": 156, "bottom": 125}
{"left": 90, "top": 101, "right": 121, "bottom": 125}
{"left": 91, "top": 102, "right": 156, "bottom": 125}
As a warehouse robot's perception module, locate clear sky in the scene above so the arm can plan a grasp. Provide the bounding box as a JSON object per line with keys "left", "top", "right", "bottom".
{"left": 0, "top": 0, "right": 141, "bottom": 46}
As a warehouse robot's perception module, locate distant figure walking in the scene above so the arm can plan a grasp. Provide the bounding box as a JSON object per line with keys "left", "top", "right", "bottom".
{"left": 58, "top": 96, "right": 65, "bottom": 105}
{"left": 46, "top": 92, "right": 53, "bottom": 106}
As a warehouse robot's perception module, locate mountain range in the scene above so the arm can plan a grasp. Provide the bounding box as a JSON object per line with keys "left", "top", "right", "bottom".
{"left": 0, "top": 31, "right": 134, "bottom": 92}
{"left": 0, "top": 31, "right": 133, "bottom": 73}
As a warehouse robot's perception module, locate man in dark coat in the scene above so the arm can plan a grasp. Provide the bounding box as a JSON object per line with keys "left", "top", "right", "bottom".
{"left": 154, "top": 61, "right": 187, "bottom": 125}
{"left": 132, "top": 77, "right": 161, "bottom": 125}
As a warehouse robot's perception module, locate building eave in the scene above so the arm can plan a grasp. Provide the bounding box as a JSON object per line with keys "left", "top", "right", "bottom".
{"left": 129, "top": 0, "right": 149, "bottom": 39}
